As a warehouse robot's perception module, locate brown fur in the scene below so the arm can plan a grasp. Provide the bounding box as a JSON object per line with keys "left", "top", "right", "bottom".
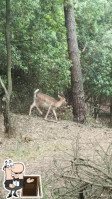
{"left": 29, "top": 89, "right": 66, "bottom": 120}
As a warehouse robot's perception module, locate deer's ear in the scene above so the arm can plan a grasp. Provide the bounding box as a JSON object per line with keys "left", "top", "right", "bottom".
{"left": 58, "top": 95, "right": 62, "bottom": 99}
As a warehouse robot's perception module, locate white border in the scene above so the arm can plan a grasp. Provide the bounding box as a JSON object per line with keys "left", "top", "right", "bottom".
{"left": 20, "top": 175, "right": 43, "bottom": 198}
{"left": 2, "top": 160, "right": 43, "bottom": 199}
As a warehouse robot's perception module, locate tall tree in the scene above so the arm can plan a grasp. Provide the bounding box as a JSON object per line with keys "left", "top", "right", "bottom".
{"left": 0, "top": 0, "right": 13, "bottom": 136}
{"left": 6, "top": 0, "right": 12, "bottom": 97}
{"left": 110, "top": 97, "right": 112, "bottom": 126}
{"left": 64, "top": 0, "right": 86, "bottom": 123}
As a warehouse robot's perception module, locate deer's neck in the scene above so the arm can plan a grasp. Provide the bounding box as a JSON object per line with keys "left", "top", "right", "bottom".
{"left": 56, "top": 100, "right": 63, "bottom": 108}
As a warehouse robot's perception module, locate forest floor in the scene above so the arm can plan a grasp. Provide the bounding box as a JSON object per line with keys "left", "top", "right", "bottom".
{"left": 0, "top": 113, "right": 112, "bottom": 199}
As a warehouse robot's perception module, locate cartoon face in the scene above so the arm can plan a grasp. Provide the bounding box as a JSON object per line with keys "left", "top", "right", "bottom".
{"left": 11, "top": 163, "right": 24, "bottom": 179}
{"left": 4, "top": 163, "right": 24, "bottom": 180}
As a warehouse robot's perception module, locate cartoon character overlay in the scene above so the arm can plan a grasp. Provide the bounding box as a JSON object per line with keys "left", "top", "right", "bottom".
{"left": 3, "top": 160, "right": 34, "bottom": 198}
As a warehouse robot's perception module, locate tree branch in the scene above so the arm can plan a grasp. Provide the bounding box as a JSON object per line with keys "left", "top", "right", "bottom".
{"left": 0, "top": 76, "right": 9, "bottom": 98}
{"left": 82, "top": 42, "right": 87, "bottom": 53}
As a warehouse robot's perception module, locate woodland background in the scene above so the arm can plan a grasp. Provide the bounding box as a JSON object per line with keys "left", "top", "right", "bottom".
{"left": 0, "top": 0, "right": 112, "bottom": 119}
{"left": 0, "top": 0, "right": 112, "bottom": 199}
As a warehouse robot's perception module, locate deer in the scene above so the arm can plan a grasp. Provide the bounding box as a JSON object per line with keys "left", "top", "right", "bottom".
{"left": 29, "top": 89, "right": 66, "bottom": 120}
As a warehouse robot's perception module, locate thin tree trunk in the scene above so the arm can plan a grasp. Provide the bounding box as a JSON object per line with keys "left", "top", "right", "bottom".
{"left": 79, "top": 192, "right": 84, "bottom": 199}
{"left": 64, "top": 0, "right": 86, "bottom": 123}
{"left": 110, "top": 97, "right": 112, "bottom": 126}
{"left": 6, "top": 0, "right": 12, "bottom": 97}
{"left": 3, "top": 0, "right": 13, "bottom": 136}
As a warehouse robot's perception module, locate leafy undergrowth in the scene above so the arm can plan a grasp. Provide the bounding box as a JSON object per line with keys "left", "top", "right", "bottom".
{"left": 0, "top": 113, "right": 112, "bottom": 198}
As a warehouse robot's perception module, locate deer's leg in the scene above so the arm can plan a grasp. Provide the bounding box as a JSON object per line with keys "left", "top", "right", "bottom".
{"left": 44, "top": 106, "right": 51, "bottom": 120}
{"left": 29, "top": 102, "right": 36, "bottom": 115}
{"left": 52, "top": 109, "right": 58, "bottom": 120}
{"left": 36, "top": 106, "right": 43, "bottom": 115}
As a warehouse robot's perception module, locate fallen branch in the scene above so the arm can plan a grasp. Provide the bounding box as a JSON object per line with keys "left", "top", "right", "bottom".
{"left": 44, "top": 118, "right": 58, "bottom": 123}
{"left": 61, "top": 174, "right": 112, "bottom": 189}
{"left": 72, "top": 160, "right": 112, "bottom": 181}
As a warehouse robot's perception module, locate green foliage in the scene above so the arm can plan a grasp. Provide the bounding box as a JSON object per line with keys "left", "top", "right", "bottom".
{"left": 11, "top": 0, "right": 71, "bottom": 95}
{"left": 74, "top": 0, "right": 112, "bottom": 97}
{"left": 0, "top": 0, "right": 71, "bottom": 100}
{"left": 0, "top": 0, "right": 112, "bottom": 112}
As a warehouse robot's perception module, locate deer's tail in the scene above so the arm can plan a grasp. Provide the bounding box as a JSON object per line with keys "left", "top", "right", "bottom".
{"left": 34, "top": 89, "right": 39, "bottom": 103}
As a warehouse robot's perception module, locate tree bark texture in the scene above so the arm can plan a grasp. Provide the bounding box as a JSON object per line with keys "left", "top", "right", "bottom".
{"left": 110, "top": 97, "right": 112, "bottom": 126}
{"left": 6, "top": 0, "right": 12, "bottom": 97}
{"left": 2, "top": 97, "right": 12, "bottom": 135}
{"left": 64, "top": 0, "right": 86, "bottom": 123}
{"left": 4, "top": 0, "right": 13, "bottom": 136}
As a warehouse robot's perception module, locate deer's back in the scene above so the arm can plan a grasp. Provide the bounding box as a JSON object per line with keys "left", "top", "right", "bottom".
{"left": 36, "top": 92, "right": 58, "bottom": 108}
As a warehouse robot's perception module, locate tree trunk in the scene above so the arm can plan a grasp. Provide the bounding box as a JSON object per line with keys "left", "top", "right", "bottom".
{"left": 110, "top": 97, "right": 112, "bottom": 126}
{"left": 4, "top": 0, "right": 13, "bottom": 136}
{"left": 6, "top": 0, "right": 12, "bottom": 96}
{"left": 64, "top": 0, "right": 86, "bottom": 123}
{"left": 2, "top": 97, "right": 12, "bottom": 135}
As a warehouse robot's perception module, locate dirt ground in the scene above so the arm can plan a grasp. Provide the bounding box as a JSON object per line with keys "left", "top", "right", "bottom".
{"left": 0, "top": 113, "right": 112, "bottom": 199}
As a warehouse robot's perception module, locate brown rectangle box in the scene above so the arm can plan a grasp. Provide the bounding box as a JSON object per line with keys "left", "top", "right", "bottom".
{"left": 21, "top": 175, "right": 42, "bottom": 198}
